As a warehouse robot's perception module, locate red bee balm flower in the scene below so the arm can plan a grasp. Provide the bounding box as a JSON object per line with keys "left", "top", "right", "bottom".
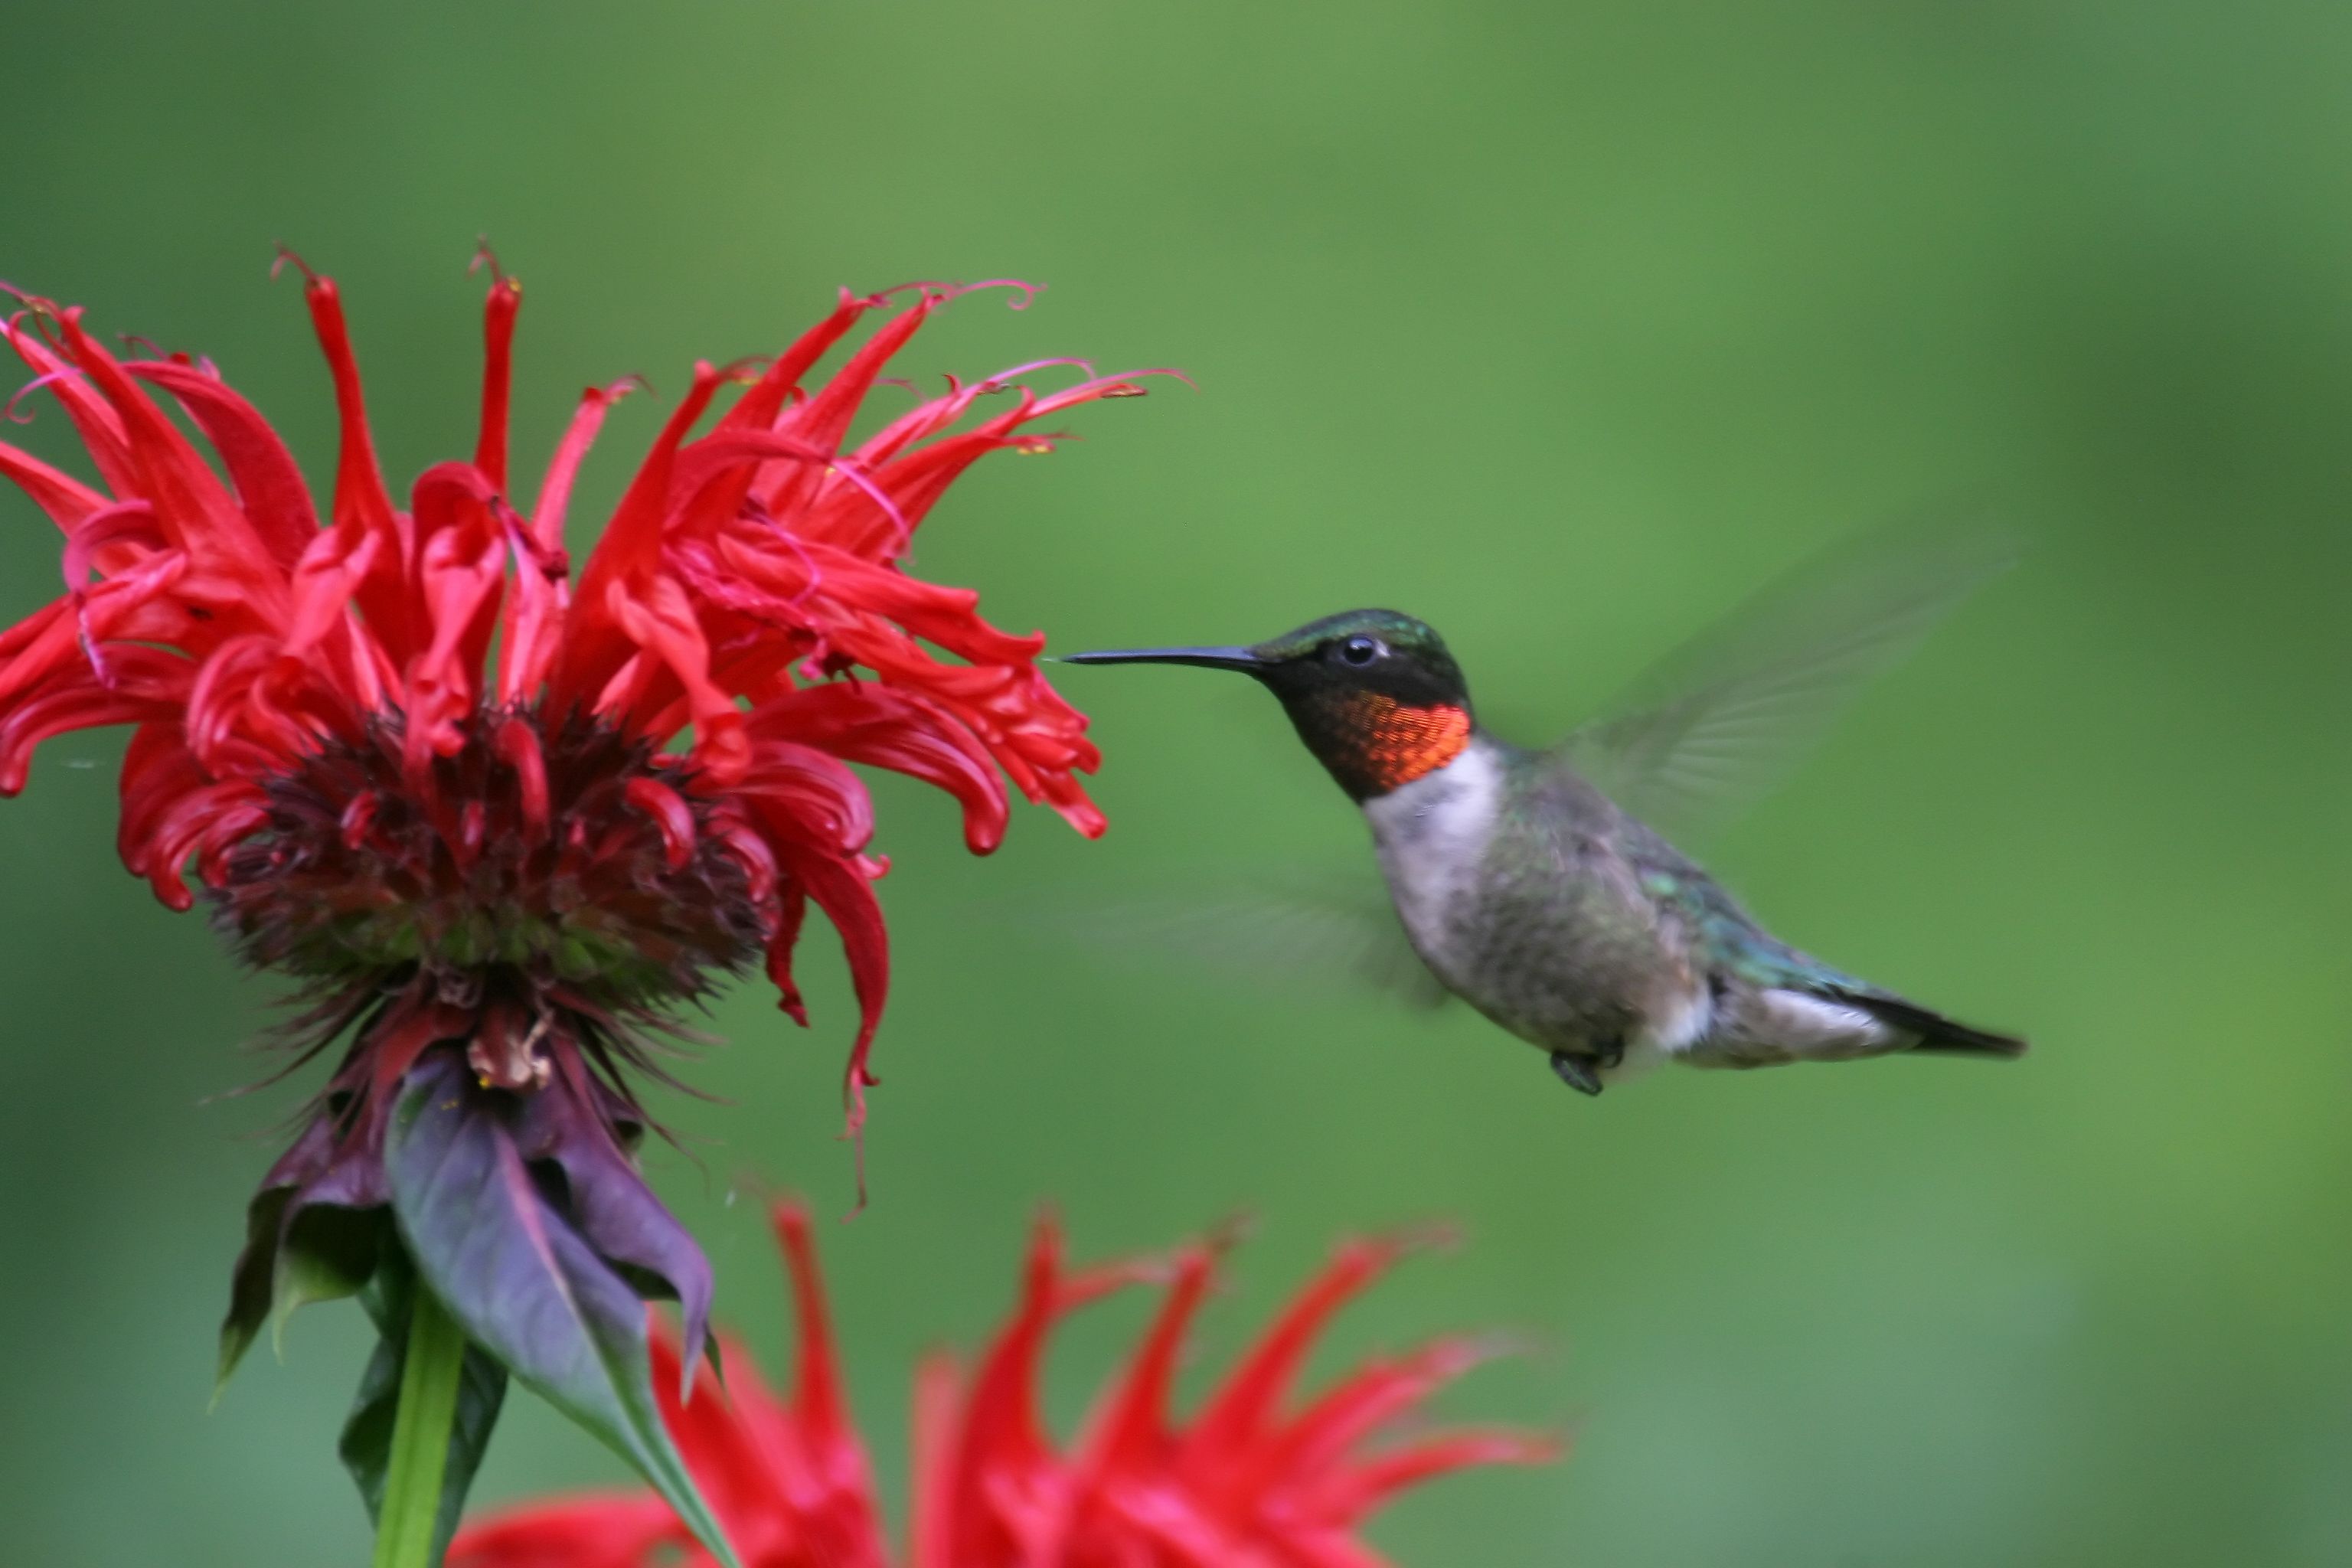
{"left": 0, "top": 256, "right": 1161, "bottom": 1545}
{"left": 452, "top": 1205, "right": 1561, "bottom": 1568}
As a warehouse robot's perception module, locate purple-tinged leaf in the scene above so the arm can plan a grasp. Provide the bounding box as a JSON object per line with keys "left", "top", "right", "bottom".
{"left": 384, "top": 1052, "right": 739, "bottom": 1568}
{"left": 514, "top": 1057, "right": 714, "bottom": 1393}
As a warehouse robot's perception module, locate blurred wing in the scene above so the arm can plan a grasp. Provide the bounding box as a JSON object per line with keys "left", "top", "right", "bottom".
{"left": 1044, "top": 870, "right": 1452, "bottom": 1011}
{"left": 1558, "top": 511, "right": 2017, "bottom": 834}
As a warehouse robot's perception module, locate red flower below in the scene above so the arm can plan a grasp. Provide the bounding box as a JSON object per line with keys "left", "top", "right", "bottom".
{"left": 451, "top": 1206, "right": 1560, "bottom": 1568}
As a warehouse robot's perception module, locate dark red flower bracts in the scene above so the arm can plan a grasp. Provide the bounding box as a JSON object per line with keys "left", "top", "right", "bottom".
{"left": 0, "top": 257, "right": 1163, "bottom": 1554}
{"left": 450, "top": 1204, "right": 1561, "bottom": 1568}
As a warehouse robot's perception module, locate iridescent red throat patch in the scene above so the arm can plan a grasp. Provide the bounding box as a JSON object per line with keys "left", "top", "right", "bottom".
{"left": 1309, "top": 693, "right": 1472, "bottom": 799}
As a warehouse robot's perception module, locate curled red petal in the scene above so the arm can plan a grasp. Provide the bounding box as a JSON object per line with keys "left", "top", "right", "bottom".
{"left": 623, "top": 776, "right": 696, "bottom": 870}
{"left": 493, "top": 715, "right": 550, "bottom": 839}
{"left": 2, "top": 306, "right": 139, "bottom": 495}
{"left": 750, "top": 683, "right": 1010, "bottom": 854}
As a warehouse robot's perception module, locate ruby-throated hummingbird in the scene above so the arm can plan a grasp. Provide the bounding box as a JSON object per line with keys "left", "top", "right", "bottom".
{"left": 1060, "top": 528, "right": 2027, "bottom": 1093}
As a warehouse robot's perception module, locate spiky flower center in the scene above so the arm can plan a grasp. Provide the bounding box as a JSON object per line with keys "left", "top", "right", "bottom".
{"left": 212, "top": 709, "right": 766, "bottom": 1011}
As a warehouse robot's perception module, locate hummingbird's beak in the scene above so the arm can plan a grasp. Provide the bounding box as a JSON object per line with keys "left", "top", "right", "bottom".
{"left": 1054, "top": 645, "right": 1266, "bottom": 673}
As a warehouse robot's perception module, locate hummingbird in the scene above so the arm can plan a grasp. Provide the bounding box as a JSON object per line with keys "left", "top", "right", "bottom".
{"left": 1060, "top": 529, "right": 2027, "bottom": 1093}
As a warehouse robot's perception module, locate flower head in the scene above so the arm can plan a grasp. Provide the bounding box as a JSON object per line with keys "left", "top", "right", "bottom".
{"left": 0, "top": 255, "right": 1162, "bottom": 1521}
{"left": 450, "top": 1205, "right": 1560, "bottom": 1568}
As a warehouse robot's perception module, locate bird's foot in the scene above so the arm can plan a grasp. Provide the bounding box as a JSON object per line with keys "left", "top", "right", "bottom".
{"left": 1549, "top": 1050, "right": 1604, "bottom": 1096}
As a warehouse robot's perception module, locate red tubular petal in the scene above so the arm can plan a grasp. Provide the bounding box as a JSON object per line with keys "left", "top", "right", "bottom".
{"left": 493, "top": 522, "right": 570, "bottom": 707}
{"left": 1264, "top": 1533, "right": 1393, "bottom": 1568}
{"left": 1027, "top": 365, "right": 1194, "bottom": 416}
{"left": 955, "top": 1217, "right": 1069, "bottom": 1479}
{"left": 761, "top": 831, "right": 890, "bottom": 1179}
{"left": 709, "top": 812, "right": 779, "bottom": 904}
{"left": 0, "top": 438, "right": 107, "bottom": 532}
{"left": 139, "top": 778, "right": 269, "bottom": 909}
{"left": 622, "top": 776, "right": 695, "bottom": 869}
{"left": 446, "top": 1493, "right": 685, "bottom": 1568}
{"left": 68, "top": 556, "right": 194, "bottom": 687}
{"left": 493, "top": 715, "right": 549, "bottom": 839}
{"left": 739, "top": 738, "right": 874, "bottom": 855}
{"left": 672, "top": 430, "right": 910, "bottom": 557}
{"left": 70, "top": 642, "right": 193, "bottom": 704}
{"left": 551, "top": 364, "right": 721, "bottom": 711}
{"left": 907, "top": 1351, "right": 965, "bottom": 1568}
{"left": 763, "top": 883, "right": 811, "bottom": 1026}
{"left": 599, "top": 573, "right": 746, "bottom": 781}
{"left": 115, "top": 721, "right": 201, "bottom": 872}
{"left": 338, "top": 790, "right": 379, "bottom": 850}
{"left": 55, "top": 311, "right": 284, "bottom": 596}
{"left": 360, "top": 998, "right": 453, "bottom": 1099}
{"left": 527, "top": 378, "right": 635, "bottom": 550}
{"left": 297, "top": 270, "right": 394, "bottom": 531}
{"left": 0, "top": 597, "right": 69, "bottom": 674}
{"left": 822, "top": 423, "right": 1017, "bottom": 561}
{"left": 759, "top": 301, "right": 936, "bottom": 518}
{"left": 279, "top": 521, "right": 379, "bottom": 664}
{"left": 184, "top": 633, "right": 310, "bottom": 769}
{"left": 648, "top": 1329, "right": 780, "bottom": 1528}
{"left": 498, "top": 371, "right": 614, "bottom": 705}
{"left": 2, "top": 308, "right": 139, "bottom": 495}
{"left": 678, "top": 292, "right": 875, "bottom": 536}
{"left": 646, "top": 1243, "right": 890, "bottom": 1567}
{"left": 771, "top": 1202, "right": 856, "bottom": 1449}
{"left": 935, "top": 1219, "right": 1172, "bottom": 1565}
{"left": 701, "top": 531, "right": 1025, "bottom": 662}
{"left": 292, "top": 269, "right": 415, "bottom": 662}
{"left": 716, "top": 289, "right": 871, "bottom": 436}
{"left": 0, "top": 681, "right": 177, "bottom": 793}
{"left": 458, "top": 799, "right": 488, "bottom": 858}
{"left": 1183, "top": 1238, "right": 1410, "bottom": 1472}
{"left": 1261, "top": 1338, "right": 1502, "bottom": 1491}
{"left": 750, "top": 683, "right": 1011, "bottom": 855}
{"left": 1069, "top": 1244, "right": 1217, "bottom": 1478}
{"left": 1320, "top": 1429, "right": 1565, "bottom": 1521}
{"left": 0, "top": 605, "right": 90, "bottom": 712}
{"left": 835, "top": 381, "right": 991, "bottom": 475}
{"left": 126, "top": 360, "right": 319, "bottom": 567}
{"left": 475, "top": 275, "right": 521, "bottom": 492}
{"left": 59, "top": 497, "right": 165, "bottom": 594}
{"left": 400, "top": 463, "right": 509, "bottom": 774}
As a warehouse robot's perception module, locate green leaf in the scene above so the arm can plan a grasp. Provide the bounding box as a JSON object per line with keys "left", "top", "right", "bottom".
{"left": 217, "top": 1116, "right": 345, "bottom": 1400}
{"left": 271, "top": 1204, "right": 387, "bottom": 1357}
{"left": 217, "top": 1184, "right": 293, "bottom": 1400}
{"left": 341, "top": 1247, "right": 509, "bottom": 1566}
{"left": 383, "top": 1054, "right": 740, "bottom": 1568}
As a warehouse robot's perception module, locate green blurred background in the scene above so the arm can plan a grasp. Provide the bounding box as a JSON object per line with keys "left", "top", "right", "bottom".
{"left": 4, "top": 2, "right": 2350, "bottom": 1563}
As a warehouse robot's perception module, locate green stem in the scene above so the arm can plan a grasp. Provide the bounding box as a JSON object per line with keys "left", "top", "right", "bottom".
{"left": 373, "top": 1282, "right": 468, "bottom": 1568}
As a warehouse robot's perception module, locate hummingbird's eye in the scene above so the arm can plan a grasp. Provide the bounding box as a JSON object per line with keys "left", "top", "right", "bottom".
{"left": 1336, "top": 635, "right": 1386, "bottom": 667}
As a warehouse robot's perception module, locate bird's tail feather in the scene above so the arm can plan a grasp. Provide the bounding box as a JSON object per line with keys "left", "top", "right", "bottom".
{"left": 1831, "top": 989, "right": 2028, "bottom": 1058}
